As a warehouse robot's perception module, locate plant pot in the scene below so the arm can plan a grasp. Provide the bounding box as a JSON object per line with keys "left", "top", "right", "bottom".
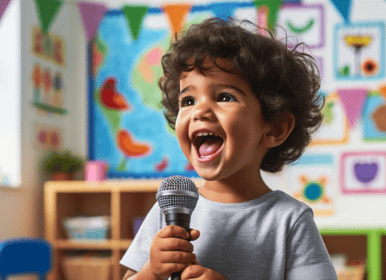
{"left": 51, "top": 172, "right": 75, "bottom": 181}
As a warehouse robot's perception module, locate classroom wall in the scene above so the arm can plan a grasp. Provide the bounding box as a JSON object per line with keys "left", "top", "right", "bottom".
{"left": 3, "top": 0, "right": 386, "bottom": 242}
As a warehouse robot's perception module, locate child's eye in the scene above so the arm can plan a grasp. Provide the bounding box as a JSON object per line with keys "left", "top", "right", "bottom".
{"left": 218, "top": 93, "right": 237, "bottom": 102}
{"left": 180, "top": 96, "right": 196, "bottom": 107}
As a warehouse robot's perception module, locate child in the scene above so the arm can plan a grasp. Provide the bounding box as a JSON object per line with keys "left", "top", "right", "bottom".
{"left": 120, "top": 18, "right": 338, "bottom": 280}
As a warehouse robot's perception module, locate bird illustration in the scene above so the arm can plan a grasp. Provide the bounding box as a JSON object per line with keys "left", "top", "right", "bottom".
{"left": 100, "top": 78, "right": 130, "bottom": 110}
{"left": 155, "top": 157, "right": 169, "bottom": 172}
{"left": 117, "top": 129, "right": 151, "bottom": 158}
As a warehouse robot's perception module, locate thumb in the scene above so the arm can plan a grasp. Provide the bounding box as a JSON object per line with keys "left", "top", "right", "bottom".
{"left": 189, "top": 229, "right": 200, "bottom": 241}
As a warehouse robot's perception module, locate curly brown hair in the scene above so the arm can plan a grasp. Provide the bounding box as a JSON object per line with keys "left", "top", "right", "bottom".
{"left": 159, "top": 17, "right": 324, "bottom": 173}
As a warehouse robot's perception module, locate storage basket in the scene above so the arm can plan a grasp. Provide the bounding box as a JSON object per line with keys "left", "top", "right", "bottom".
{"left": 63, "top": 216, "right": 110, "bottom": 241}
{"left": 62, "top": 253, "right": 112, "bottom": 280}
{"left": 337, "top": 264, "right": 366, "bottom": 280}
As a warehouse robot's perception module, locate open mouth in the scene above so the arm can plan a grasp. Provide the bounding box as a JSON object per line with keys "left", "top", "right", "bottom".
{"left": 193, "top": 133, "right": 224, "bottom": 162}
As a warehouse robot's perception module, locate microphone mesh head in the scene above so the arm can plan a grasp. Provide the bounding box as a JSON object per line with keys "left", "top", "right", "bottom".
{"left": 156, "top": 176, "right": 199, "bottom": 213}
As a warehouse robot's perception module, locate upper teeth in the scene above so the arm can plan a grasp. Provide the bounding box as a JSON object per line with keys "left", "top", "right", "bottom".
{"left": 196, "top": 132, "right": 217, "bottom": 137}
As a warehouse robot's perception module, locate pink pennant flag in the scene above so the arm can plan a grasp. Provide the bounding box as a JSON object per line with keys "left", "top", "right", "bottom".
{"left": 78, "top": 2, "right": 107, "bottom": 42}
{"left": 337, "top": 88, "right": 368, "bottom": 129}
{"left": 0, "top": 0, "right": 11, "bottom": 21}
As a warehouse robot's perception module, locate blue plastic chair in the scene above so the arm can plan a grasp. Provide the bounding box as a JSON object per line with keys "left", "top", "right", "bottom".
{"left": 0, "top": 238, "right": 52, "bottom": 279}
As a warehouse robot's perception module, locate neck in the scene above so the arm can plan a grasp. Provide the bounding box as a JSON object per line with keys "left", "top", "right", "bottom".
{"left": 199, "top": 169, "right": 272, "bottom": 203}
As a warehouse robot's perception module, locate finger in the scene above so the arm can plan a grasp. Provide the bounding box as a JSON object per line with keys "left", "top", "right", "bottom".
{"left": 158, "top": 225, "right": 190, "bottom": 239}
{"left": 160, "top": 251, "right": 197, "bottom": 264}
{"left": 189, "top": 229, "right": 200, "bottom": 241}
{"left": 159, "top": 237, "right": 194, "bottom": 252}
{"left": 181, "top": 264, "right": 204, "bottom": 280}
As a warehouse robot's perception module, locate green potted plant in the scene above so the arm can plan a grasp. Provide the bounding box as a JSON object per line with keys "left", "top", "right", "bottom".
{"left": 41, "top": 150, "right": 85, "bottom": 180}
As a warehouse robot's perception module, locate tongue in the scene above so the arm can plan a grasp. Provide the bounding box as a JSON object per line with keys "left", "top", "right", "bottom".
{"left": 199, "top": 138, "right": 223, "bottom": 156}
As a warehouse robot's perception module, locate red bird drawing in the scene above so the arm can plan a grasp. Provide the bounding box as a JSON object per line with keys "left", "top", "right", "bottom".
{"left": 100, "top": 77, "right": 130, "bottom": 110}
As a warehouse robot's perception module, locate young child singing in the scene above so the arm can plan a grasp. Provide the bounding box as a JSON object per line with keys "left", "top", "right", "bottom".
{"left": 120, "top": 17, "right": 338, "bottom": 280}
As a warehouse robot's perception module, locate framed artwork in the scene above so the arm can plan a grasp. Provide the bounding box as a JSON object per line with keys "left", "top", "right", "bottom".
{"left": 363, "top": 91, "right": 386, "bottom": 142}
{"left": 276, "top": 4, "right": 325, "bottom": 49}
{"left": 310, "top": 93, "right": 349, "bottom": 145}
{"left": 334, "top": 21, "right": 385, "bottom": 81}
{"left": 340, "top": 151, "right": 386, "bottom": 194}
{"left": 288, "top": 154, "right": 335, "bottom": 216}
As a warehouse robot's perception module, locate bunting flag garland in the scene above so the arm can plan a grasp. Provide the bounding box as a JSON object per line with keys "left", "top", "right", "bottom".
{"left": 162, "top": 3, "right": 192, "bottom": 36}
{"left": 34, "top": 0, "right": 64, "bottom": 33}
{"left": 78, "top": 2, "right": 107, "bottom": 42}
{"left": 337, "top": 88, "right": 368, "bottom": 129}
{"left": 210, "top": 3, "right": 236, "bottom": 21}
{"left": 0, "top": 0, "right": 11, "bottom": 22}
{"left": 330, "top": 0, "right": 352, "bottom": 22}
{"left": 253, "top": 0, "right": 283, "bottom": 31}
{"left": 122, "top": 5, "right": 149, "bottom": 41}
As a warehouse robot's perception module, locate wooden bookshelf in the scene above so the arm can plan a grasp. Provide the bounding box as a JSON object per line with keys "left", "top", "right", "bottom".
{"left": 44, "top": 179, "right": 203, "bottom": 280}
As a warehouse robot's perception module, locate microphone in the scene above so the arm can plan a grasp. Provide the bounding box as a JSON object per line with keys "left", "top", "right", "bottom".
{"left": 156, "top": 176, "right": 199, "bottom": 280}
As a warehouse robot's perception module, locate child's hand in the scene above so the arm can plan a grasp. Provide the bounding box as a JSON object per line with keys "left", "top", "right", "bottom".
{"left": 150, "top": 225, "right": 200, "bottom": 280}
{"left": 181, "top": 264, "right": 227, "bottom": 280}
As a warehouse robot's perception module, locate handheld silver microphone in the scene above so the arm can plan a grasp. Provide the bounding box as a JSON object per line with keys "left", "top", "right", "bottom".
{"left": 156, "top": 176, "right": 199, "bottom": 280}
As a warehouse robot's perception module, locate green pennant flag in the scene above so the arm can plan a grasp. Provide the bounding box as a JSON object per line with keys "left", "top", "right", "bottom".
{"left": 34, "top": 0, "right": 64, "bottom": 34}
{"left": 122, "top": 5, "right": 149, "bottom": 41}
{"left": 253, "top": 0, "right": 283, "bottom": 31}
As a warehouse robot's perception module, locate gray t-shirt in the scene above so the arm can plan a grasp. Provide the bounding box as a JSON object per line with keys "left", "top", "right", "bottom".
{"left": 120, "top": 190, "right": 338, "bottom": 280}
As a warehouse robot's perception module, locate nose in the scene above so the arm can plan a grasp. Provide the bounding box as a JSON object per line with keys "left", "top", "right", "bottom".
{"left": 192, "top": 101, "right": 215, "bottom": 122}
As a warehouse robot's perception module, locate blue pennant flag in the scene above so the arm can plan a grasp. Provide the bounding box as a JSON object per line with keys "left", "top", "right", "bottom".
{"left": 210, "top": 3, "right": 237, "bottom": 20}
{"left": 330, "top": 0, "right": 352, "bottom": 22}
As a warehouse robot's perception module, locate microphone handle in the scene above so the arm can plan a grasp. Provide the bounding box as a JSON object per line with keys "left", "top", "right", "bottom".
{"left": 165, "top": 213, "right": 191, "bottom": 280}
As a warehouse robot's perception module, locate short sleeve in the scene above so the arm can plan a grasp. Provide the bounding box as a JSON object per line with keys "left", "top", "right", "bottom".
{"left": 285, "top": 209, "right": 338, "bottom": 280}
{"left": 120, "top": 202, "right": 160, "bottom": 272}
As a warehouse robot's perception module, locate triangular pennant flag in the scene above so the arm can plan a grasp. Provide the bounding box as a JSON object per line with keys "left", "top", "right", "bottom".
{"left": 253, "top": 0, "right": 283, "bottom": 31}
{"left": 163, "top": 3, "right": 192, "bottom": 36}
{"left": 78, "top": 2, "right": 107, "bottom": 42}
{"left": 210, "top": 3, "right": 236, "bottom": 20}
{"left": 337, "top": 88, "right": 368, "bottom": 128}
{"left": 34, "top": 0, "right": 64, "bottom": 33}
{"left": 0, "top": 0, "right": 11, "bottom": 22}
{"left": 122, "top": 5, "right": 149, "bottom": 41}
{"left": 330, "top": 0, "right": 352, "bottom": 22}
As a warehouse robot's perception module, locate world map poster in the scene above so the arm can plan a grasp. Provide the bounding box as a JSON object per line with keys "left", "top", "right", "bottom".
{"left": 89, "top": 3, "right": 260, "bottom": 178}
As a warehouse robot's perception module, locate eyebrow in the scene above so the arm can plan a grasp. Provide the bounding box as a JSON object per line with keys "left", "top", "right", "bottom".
{"left": 179, "top": 84, "right": 246, "bottom": 96}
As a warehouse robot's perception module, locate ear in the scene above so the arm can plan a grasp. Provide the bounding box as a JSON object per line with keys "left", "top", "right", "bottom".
{"left": 261, "top": 113, "right": 295, "bottom": 148}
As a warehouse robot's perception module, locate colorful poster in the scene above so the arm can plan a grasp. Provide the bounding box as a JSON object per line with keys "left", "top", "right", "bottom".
{"left": 89, "top": 3, "right": 260, "bottom": 178}
{"left": 288, "top": 154, "right": 335, "bottom": 216}
{"left": 310, "top": 93, "right": 349, "bottom": 145}
{"left": 276, "top": 4, "right": 325, "bottom": 49}
{"left": 33, "top": 123, "right": 64, "bottom": 151}
{"left": 340, "top": 151, "right": 386, "bottom": 194}
{"left": 31, "top": 26, "right": 65, "bottom": 67}
{"left": 363, "top": 90, "right": 386, "bottom": 142}
{"left": 334, "top": 21, "right": 385, "bottom": 81}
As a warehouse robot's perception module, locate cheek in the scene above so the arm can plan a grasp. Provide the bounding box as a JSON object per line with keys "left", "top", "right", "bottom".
{"left": 175, "top": 113, "right": 190, "bottom": 149}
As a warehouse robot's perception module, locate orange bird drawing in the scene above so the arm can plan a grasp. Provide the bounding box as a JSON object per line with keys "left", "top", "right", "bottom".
{"left": 117, "top": 129, "right": 151, "bottom": 157}
{"left": 100, "top": 78, "right": 130, "bottom": 110}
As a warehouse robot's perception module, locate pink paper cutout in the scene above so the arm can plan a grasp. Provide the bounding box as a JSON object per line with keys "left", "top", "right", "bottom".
{"left": 78, "top": 2, "right": 107, "bottom": 42}
{"left": 337, "top": 88, "right": 368, "bottom": 129}
{"left": 0, "top": 0, "right": 11, "bottom": 21}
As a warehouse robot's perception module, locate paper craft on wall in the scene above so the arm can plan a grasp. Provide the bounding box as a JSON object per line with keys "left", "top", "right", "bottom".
{"left": 33, "top": 123, "right": 64, "bottom": 151}
{"left": 340, "top": 151, "right": 386, "bottom": 194}
{"left": 310, "top": 93, "right": 349, "bottom": 145}
{"left": 89, "top": 3, "right": 265, "bottom": 179}
{"left": 31, "top": 26, "right": 65, "bottom": 67}
{"left": 334, "top": 21, "right": 385, "bottom": 80}
{"left": 363, "top": 88, "right": 386, "bottom": 142}
{"left": 287, "top": 154, "right": 335, "bottom": 216}
{"left": 276, "top": 4, "right": 325, "bottom": 49}
{"left": 31, "top": 63, "right": 66, "bottom": 115}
